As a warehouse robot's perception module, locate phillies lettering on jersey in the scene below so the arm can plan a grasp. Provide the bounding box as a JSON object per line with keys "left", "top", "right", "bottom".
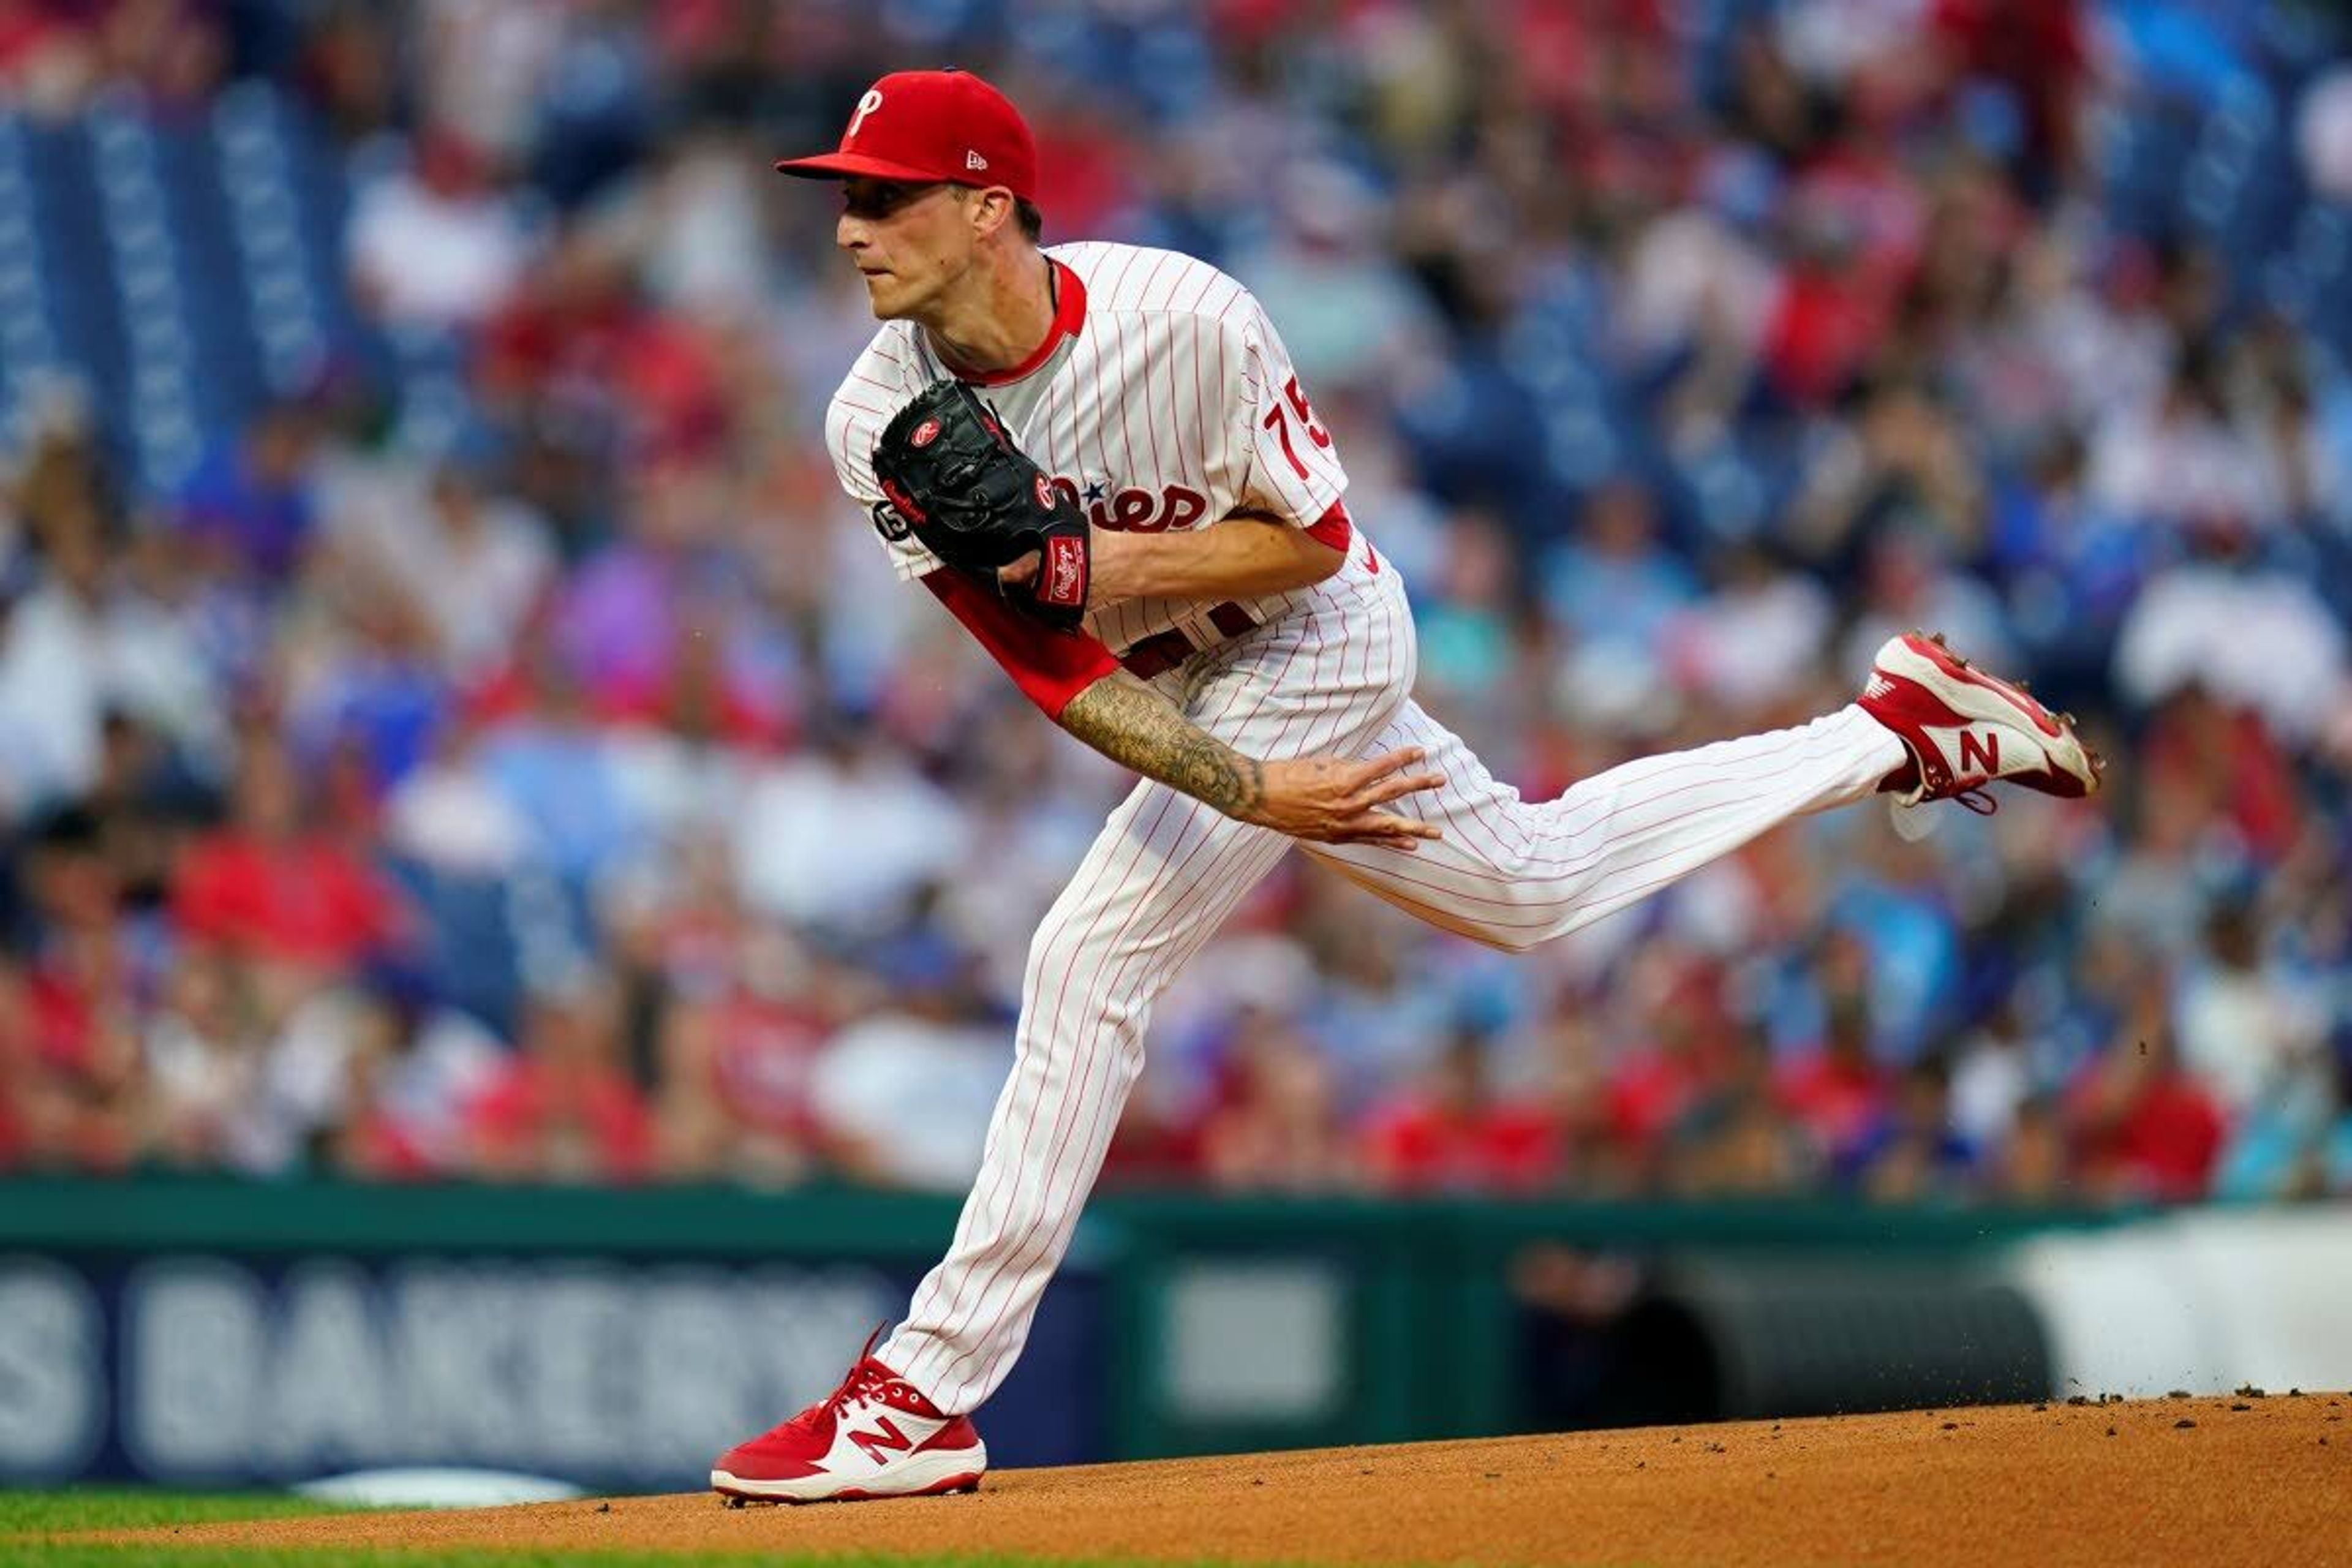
{"left": 1052, "top": 478, "right": 1211, "bottom": 533}
{"left": 825, "top": 243, "right": 1359, "bottom": 660}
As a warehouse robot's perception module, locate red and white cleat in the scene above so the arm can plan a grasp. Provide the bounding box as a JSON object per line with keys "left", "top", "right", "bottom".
{"left": 1857, "top": 631, "right": 2103, "bottom": 813}
{"left": 711, "top": 1333, "right": 986, "bottom": 1506}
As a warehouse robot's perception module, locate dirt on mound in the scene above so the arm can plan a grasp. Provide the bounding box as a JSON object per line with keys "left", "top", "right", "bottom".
{"left": 95, "top": 1395, "right": 2350, "bottom": 1567}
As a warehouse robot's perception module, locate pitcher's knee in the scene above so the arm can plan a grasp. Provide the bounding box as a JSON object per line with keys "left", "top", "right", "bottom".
{"left": 1012, "top": 968, "right": 1150, "bottom": 1080}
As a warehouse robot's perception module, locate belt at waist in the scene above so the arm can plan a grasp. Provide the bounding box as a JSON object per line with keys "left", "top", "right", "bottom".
{"left": 1117, "top": 601, "right": 1262, "bottom": 680}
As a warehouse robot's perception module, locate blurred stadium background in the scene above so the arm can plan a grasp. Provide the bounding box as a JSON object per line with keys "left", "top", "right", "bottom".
{"left": 2, "top": 0, "right": 2350, "bottom": 1501}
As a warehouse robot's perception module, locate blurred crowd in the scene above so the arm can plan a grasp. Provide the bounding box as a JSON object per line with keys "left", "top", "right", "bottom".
{"left": 3, "top": 0, "right": 2351, "bottom": 1207}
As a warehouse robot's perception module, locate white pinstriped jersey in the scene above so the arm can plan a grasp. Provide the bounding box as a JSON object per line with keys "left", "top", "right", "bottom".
{"left": 821, "top": 236, "right": 1921, "bottom": 1434}
{"left": 823, "top": 241, "right": 1362, "bottom": 657}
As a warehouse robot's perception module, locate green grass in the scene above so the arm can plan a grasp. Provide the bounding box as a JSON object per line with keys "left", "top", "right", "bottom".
{"left": 0, "top": 1552, "right": 1109, "bottom": 1568}
{"left": 0, "top": 1487, "right": 362, "bottom": 1536}
{"left": 0, "top": 1490, "right": 1224, "bottom": 1568}
{"left": 0, "top": 1551, "right": 1115, "bottom": 1568}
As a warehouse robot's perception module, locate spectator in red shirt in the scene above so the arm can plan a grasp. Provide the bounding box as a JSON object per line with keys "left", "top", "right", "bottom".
{"left": 1602, "top": 956, "right": 1738, "bottom": 1186}
{"left": 652, "top": 924, "right": 835, "bottom": 1185}
{"left": 475, "top": 230, "right": 729, "bottom": 463}
{"left": 1776, "top": 995, "right": 1896, "bottom": 1178}
{"left": 1931, "top": 0, "right": 2089, "bottom": 180}
{"left": 1195, "top": 1009, "right": 1356, "bottom": 1193}
{"left": 2137, "top": 686, "right": 2301, "bottom": 868}
{"left": 1360, "top": 1027, "right": 1561, "bottom": 1195}
{"left": 1762, "top": 205, "right": 1885, "bottom": 410}
{"left": 2066, "top": 994, "right": 2227, "bottom": 1204}
{"left": 0, "top": 957, "right": 33, "bottom": 1168}
{"left": 9, "top": 808, "right": 143, "bottom": 1172}
{"left": 171, "top": 737, "right": 402, "bottom": 975}
{"left": 1667, "top": 1023, "right": 1817, "bottom": 1197}
{"left": 466, "top": 979, "right": 655, "bottom": 1184}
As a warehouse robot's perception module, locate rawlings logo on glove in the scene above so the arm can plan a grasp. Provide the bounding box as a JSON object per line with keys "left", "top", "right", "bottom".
{"left": 873, "top": 380, "right": 1091, "bottom": 631}
{"left": 1041, "top": 533, "right": 1088, "bottom": 610}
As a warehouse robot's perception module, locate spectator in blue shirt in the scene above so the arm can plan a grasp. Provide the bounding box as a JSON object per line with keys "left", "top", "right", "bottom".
{"left": 169, "top": 402, "right": 320, "bottom": 582}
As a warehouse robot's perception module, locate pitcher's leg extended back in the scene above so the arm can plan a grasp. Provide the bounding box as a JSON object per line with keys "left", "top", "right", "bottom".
{"left": 1306, "top": 698, "right": 1906, "bottom": 951}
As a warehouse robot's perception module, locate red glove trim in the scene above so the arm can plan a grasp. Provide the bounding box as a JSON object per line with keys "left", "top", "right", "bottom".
{"left": 924, "top": 569, "right": 1117, "bottom": 719}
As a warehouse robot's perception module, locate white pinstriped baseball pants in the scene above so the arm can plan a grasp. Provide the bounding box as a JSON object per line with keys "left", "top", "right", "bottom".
{"left": 881, "top": 548, "right": 1905, "bottom": 1414}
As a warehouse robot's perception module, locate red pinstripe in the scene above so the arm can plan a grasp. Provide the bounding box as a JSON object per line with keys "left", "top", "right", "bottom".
{"left": 1134, "top": 316, "right": 1169, "bottom": 495}
{"left": 1110, "top": 315, "right": 1142, "bottom": 519}
{"left": 1182, "top": 314, "right": 1206, "bottom": 492}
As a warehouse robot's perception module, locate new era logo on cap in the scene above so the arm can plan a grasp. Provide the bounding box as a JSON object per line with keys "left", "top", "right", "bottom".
{"left": 774, "top": 69, "right": 1037, "bottom": 204}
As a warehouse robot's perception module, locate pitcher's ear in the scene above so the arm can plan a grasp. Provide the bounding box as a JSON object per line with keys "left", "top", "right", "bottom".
{"left": 962, "top": 184, "right": 1017, "bottom": 242}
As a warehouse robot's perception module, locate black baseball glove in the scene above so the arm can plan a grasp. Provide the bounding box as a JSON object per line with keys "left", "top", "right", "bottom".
{"left": 872, "top": 379, "right": 1091, "bottom": 630}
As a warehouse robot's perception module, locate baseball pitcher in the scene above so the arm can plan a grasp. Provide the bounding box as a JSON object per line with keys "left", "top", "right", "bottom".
{"left": 713, "top": 69, "right": 2099, "bottom": 1504}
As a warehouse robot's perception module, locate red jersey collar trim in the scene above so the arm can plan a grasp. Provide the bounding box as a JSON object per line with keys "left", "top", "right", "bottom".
{"left": 939, "top": 260, "right": 1087, "bottom": 387}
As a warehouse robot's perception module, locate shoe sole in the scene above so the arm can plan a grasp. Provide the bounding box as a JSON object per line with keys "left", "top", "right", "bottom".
{"left": 1878, "top": 633, "right": 2100, "bottom": 796}
{"left": 711, "top": 1447, "right": 987, "bottom": 1506}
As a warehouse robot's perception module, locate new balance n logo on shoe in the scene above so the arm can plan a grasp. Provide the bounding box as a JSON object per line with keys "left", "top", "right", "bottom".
{"left": 714, "top": 1344, "right": 986, "bottom": 1502}
{"left": 848, "top": 1416, "right": 914, "bottom": 1466}
{"left": 1958, "top": 729, "right": 2000, "bottom": 775}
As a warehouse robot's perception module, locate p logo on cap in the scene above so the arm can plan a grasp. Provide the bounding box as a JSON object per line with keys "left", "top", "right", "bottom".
{"left": 847, "top": 89, "right": 884, "bottom": 140}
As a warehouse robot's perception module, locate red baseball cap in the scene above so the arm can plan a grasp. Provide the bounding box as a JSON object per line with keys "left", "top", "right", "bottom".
{"left": 774, "top": 69, "right": 1037, "bottom": 205}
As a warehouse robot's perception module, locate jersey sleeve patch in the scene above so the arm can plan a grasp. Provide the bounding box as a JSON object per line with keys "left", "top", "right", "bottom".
{"left": 829, "top": 364, "right": 944, "bottom": 581}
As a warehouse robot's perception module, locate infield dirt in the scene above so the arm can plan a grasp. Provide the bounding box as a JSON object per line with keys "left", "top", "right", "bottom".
{"left": 97, "top": 1394, "right": 2351, "bottom": 1567}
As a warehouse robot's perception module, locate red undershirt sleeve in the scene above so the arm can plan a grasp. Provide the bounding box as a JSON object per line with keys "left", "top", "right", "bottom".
{"left": 923, "top": 570, "right": 1120, "bottom": 720}
{"left": 1302, "top": 499, "right": 1352, "bottom": 553}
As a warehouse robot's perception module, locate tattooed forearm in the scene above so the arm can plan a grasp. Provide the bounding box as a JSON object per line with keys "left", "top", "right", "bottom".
{"left": 1060, "top": 671, "right": 1267, "bottom": 820}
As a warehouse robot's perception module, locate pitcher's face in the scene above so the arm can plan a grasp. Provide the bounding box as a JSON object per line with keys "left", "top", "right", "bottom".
{"left": 836, "top": 178, "right": 977, "bottom": 321}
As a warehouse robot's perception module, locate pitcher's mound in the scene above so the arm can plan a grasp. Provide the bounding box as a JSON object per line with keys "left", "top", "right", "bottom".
{"left": 99, "top": 1395, "right": 2351, "bottom": 1567}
